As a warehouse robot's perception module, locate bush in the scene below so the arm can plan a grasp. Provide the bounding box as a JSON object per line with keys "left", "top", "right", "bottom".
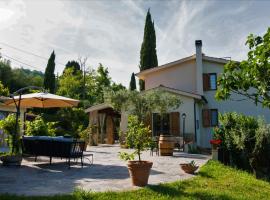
{"left": 0, "top": 114, "right": 20, "bottom": 154}
{"left": 218, "top": 112, "right": 270, "bottom": 180}
{"left": 25, "top": 117, "right": 55, "bottom": 136}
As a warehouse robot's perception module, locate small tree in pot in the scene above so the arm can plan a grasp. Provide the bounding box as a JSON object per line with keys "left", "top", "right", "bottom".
{"left": 106, "top": 89, "right": 181, "bottom": 185}
{"left": 119, "top": 115, "right": 152, "bottom": 186}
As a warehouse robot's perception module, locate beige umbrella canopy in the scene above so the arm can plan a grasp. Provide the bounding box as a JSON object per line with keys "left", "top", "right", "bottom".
{"left": 4, "top": 92, "right": 79, "bottom": 108}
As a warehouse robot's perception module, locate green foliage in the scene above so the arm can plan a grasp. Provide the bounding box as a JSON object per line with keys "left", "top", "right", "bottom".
{"left": 250, "top": 119, "right": 270, "bottom": 180}
{"left": 106, "top": 89, "right": 181, "bottom": 123}
{"left": 44, "top": 51, "right": 56, "bottom": 93}
{"left": 139, "top": 9, "right": 158, "bottom": 91}
{"left": 118, "top": 151, "right": 135, "bottom": 161}
{"left": 119, "top": 115, "right": 152, "bottom": 162}
{"left": 25, "top": 116, "right": 55, "bottom": 137}
{"left": 64, "top": 60, "right": 81, "bottom": 74}
{"left": 78, "top": 125, "right": 97, "bottom": 144}
{"left": 54, "top": 107, "right": 88, "bottom": 138}
{"left": 0, "top": 114, "right": 20, "bottom": 154}
{"left": 0, "top": 81, "right": 9, "bottom": 96}
{"left": 189, "top": 160, "right": 198, "bottom": 168}
{"left": 216, "top": 27, "right": 270, "bottom": 108}
{"left": 57, "top": 67, "right": 83, "bottom": 99}
{"left": 129, "top": 73, "right": 136, "bottom": 91}
{"left": 2, "top": 161, "right": 270, "bottom": 200}
{"left": 218, "top": 112, "right": 270, "bottom": 180}
{"left": 0, "top": 60, "right": 44, "bottom": 93}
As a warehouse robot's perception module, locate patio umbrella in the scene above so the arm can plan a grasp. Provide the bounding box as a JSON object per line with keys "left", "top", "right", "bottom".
{"left": 4, "top": 92, "right": 79, "bottom": 108}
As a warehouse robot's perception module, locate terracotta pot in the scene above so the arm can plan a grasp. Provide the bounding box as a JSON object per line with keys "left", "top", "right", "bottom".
{"left": 180, "top": 163, "right": 198, "bottom": 174}
{"left": 127, "top": 161, "right": 153, "bottom": 187}
{"left": 159, "top": 135, "right": 175, "bottom": 156}
{"left": 0, "top": 155, "right": 22, "bottom": 166}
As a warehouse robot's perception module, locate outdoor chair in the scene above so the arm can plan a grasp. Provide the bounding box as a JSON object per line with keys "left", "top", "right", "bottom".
{"left": 150, "top": 138, "right": 159, "bottom": 156}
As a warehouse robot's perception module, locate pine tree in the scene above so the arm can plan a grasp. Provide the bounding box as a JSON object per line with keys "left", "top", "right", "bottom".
{"left": 129, "top": 72, "right": 136, "bottom": 91}
{"left": 139, "top": 9, "right": 158, "bottom": 91}
{"left": 44, "top": 51, "right": 56, "bottom": 93}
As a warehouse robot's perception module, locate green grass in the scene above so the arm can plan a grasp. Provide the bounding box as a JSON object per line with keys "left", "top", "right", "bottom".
{"left": 1, "top": 160, "right": 270, "bottom": 200}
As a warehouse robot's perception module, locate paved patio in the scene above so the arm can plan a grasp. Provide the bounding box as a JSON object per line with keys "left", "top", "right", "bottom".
{"left": 0, "top": 144, "right": 210, "bottom": 196}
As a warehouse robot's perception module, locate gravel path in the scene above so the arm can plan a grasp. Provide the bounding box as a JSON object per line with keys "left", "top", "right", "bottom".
{"left": 0, "top": 144, "right": 209, "bottom": 196}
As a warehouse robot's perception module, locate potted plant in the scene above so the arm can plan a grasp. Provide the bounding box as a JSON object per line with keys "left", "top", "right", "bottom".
{"left": 0, "top": 114, "right": 22, "bottom": 166}
{"left": 119, "top": 115, "right": 152, "bottom": 187}
{"left": 180, "top": 160, "right": 198, "bottom": 174}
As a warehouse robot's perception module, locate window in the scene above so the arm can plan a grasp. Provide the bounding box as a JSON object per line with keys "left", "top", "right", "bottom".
{"left": 209, "top": 74, "right": 217, "bottom": 90}
{"left": 153, "top": 113, "right": 170, "bottom": 136}
{"left": 203, "top": 73, "right": 217, "bottom": 91}
{"left": 202, "top": 109, "right": 218, "bottom": 127}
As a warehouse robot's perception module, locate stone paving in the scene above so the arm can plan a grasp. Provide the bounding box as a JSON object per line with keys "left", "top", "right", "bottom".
{"left": 0, "top": 144, "right": 210, "bottom": 196}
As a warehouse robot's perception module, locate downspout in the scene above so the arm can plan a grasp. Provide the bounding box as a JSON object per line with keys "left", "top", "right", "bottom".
{"left": 194, "top": 101, "right": 197, "bottom": 143}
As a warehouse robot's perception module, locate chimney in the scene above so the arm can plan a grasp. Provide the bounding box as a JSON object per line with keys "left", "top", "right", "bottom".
{"left": 195, "top": 40, "right": 203, "bottom": 95}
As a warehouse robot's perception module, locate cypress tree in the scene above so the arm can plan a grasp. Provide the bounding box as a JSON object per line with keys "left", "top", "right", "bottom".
{"left": 129, "top": 72, "right": 136, "bottom": 91}
{"left": 44, "top": 51, "right": 56, "bottom": 93}
{"left": 139, "top": 9, "right": 158, "bottom": 91}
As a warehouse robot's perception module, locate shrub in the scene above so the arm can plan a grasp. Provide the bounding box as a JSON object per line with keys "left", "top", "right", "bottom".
{"left": 0, "top": 114, "right": 20, "bottom": 154}
{"left": 250, "top": 119, "right": 270, "bottom": 180}
{"left": 218, "top": 112, "right": 270, "bottom": 180}
{"left": 25, "top": 117, "right": 55, "bottom": 136}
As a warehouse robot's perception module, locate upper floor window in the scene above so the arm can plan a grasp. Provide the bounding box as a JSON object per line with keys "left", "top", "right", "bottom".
{"left": 203, "top": 73, "right": 217, "bottom": 91}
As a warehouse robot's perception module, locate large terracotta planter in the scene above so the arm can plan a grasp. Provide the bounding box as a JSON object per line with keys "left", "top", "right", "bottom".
{"left": 159, "top": 135, "right": 175, "bottom": 156}
{"left": 127, "top": 161, "right": 153, "bottom": 187}
{"left": 0, "top": 155, "right": 22, "bottom": 166}
{"left": 180, "top": 163, "right": 198, "bottom": 174}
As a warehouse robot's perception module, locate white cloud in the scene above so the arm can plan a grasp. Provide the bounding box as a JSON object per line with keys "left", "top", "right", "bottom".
{"left": 0, "top": 0, "right": 270, "bottom": 87}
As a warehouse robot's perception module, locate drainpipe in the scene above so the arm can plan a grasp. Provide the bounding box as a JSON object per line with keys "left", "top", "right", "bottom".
{"left": 194, "top": 101, "right": 197, "bottom": 143}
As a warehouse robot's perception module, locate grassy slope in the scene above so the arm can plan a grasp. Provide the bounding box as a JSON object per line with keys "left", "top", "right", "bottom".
{"left": 1, "top": 160, "right": 270, "bottom": 200}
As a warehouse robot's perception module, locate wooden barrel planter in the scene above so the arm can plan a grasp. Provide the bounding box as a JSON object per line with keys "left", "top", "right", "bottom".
{"left": 159, "top": 135, "right": 175, "bottom": 156}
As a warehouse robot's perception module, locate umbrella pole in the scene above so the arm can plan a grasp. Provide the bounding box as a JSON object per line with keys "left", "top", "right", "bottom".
{"left": 12, "top": 93, "right": 22, "bottom": 154}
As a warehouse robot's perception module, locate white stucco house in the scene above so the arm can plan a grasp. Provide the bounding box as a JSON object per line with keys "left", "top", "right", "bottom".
{"left": 136, "top": 40, "right": 270, "bottom": 148}
{"left": 86, "top": 40, "right": 270, "bottom": 148}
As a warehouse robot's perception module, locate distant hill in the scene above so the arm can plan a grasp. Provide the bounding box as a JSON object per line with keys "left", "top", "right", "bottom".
{"left": 0, "top": 60, "right": 45, "bottom": 93}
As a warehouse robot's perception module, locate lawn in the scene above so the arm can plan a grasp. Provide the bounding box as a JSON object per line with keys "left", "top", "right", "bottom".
{"left": 1, "top": 160, "right": 270, "bottom": 200}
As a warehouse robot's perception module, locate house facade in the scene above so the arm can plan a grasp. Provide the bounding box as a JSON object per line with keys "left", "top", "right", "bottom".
{"left": 136, "top": 40, "right": 270, "bottom": 148}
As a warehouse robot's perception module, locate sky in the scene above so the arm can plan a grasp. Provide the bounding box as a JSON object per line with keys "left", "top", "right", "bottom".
{"left": 0, "top": 0, "right": 270, "bottom": 87}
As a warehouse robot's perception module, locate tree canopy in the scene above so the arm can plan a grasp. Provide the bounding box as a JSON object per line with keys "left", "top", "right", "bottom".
{"left": 0, "top": 60, "right": 43, "bottom": 93}
{"left": 216, "top": 28, "right": 270, "bottom": 108}
{"left": 64, "top": 60, "right": 81, "bottom": 74}
{"left": 139, "top": 9, "right": 158, "bottom": 91}
{"left": 44, "top": 51, "right": 56, "bottom": 93}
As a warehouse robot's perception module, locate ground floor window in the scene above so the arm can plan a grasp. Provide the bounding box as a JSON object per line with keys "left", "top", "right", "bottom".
{"left": 202, "top": 109, "right": 218, "bottom": 127}
{"left": 152, "top": 113, "right": 170, "bottom": 136}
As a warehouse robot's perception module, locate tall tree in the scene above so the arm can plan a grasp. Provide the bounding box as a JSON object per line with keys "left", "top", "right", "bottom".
{"left": 129, "top": 73, "right": 136, "bottom": 91}
{"left": 216, "top": 28, "right": 270, "bottom": 108}
{"left": 64, "top": 60, "right": 81, "bottom": 74}
{"left": 44, "top": 51, "right": 56, "bottom": 93}
{"left": 139, "top": 9, "right": 158, "bottom": 91}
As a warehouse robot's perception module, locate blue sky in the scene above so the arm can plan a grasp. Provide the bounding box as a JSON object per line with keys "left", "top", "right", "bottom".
{"left": 0, "top": 0, "right": 269, "bottom": 86}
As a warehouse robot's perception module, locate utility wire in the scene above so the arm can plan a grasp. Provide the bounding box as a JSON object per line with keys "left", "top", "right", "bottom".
{"left": 0, "top": 42, "right": 66, "bottom": 66}
{"left": 1, "top": 53, "right": 44, "bottom": 71}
